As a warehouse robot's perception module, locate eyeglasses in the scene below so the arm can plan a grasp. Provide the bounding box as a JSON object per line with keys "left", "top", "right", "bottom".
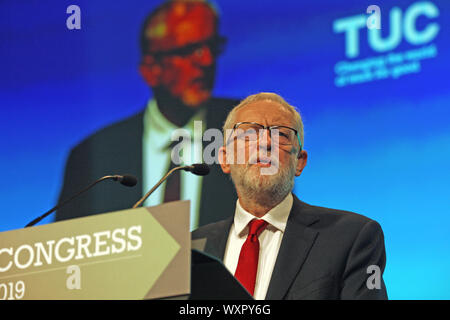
{"left": 229, "top": 122, "right": 302, "bottom": 150}
{"left": 148, "top": 36, "right": 227, "bottom": 60}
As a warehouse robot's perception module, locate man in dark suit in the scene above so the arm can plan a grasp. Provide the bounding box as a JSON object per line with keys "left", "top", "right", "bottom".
{"left": 192, "top": 92, "right": 388, "bottom": 299}
{"left": 56, "top": 0, "right": 238, "bottom": 228}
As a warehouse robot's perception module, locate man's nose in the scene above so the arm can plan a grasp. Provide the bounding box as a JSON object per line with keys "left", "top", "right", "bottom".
{"left": 257, "top": 129, "right": 272, "bottom": 151}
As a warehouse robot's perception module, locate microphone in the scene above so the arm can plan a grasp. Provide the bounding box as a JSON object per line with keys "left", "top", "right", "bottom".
{"left": 132, "top": 163, "right": 210, "bottom": 209}
{"left": 184, "top": 163, "right": 210, "bottom": 176}
{"left": 25, "top": 174, "right": 138, "bottom": 228}
{"left": 114, "top": 174, "right": 138, "bottom": 187}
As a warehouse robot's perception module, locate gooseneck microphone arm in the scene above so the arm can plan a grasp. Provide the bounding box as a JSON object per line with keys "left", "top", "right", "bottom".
{"left": 132, "top": 163, "right": 210, "bottom": 209}
{"left": 132, "top": 167, "right": 183, "bottom": 209}
{"left": 25, "top": 175, "right": 137, "bottom": 228}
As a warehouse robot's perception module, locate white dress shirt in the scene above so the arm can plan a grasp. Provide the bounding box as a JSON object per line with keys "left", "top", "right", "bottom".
{"left": 142, "top": 99, "right": 206, "bottom": 230}
{"left": 223, "top": 193, "right": 293, "bottom": 300}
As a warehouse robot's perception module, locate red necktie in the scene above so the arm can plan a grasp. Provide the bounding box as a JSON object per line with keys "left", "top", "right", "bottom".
{"left": 234, "top": 219, "right": 268, "bottom": 296}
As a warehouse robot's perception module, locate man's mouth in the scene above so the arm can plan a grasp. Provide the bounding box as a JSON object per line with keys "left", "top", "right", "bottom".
{"left": 255, "top": 157, "right": 272, "bottom": 167}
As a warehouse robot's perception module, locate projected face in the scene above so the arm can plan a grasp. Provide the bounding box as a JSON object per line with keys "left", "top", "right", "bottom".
{"left": 220, "top": 101, "right": 307, "bottom": 201}
{"left": 140, "top": 2, "right": 224, "bottom": 107}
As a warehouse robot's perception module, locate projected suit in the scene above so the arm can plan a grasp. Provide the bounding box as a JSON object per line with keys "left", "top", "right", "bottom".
{"left": 55, "top": 0, "right": 239, "bottom": 226}
{"left": 56, "top": 97, "right": 238, "bottom": 226}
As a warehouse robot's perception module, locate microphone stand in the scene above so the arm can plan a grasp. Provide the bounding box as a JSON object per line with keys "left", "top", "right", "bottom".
{"left": 132, "top": 166, "right": 185, "bottom": 209}
{"left": 25, "top": 175, "right": 122, "bottom": 228}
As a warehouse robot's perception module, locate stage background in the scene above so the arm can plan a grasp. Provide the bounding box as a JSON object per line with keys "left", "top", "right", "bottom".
{"left": 1, "top": 0, "right": 449, "bottom": 299}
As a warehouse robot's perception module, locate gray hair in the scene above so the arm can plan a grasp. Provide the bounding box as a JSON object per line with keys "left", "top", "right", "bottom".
{"left": 222, "top": 92, "right": 304, "bottom": 148}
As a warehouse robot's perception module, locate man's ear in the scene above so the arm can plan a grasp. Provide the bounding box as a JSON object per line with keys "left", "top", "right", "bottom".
{"left": 218, "top": 146, "right": 231, "bottom": 174}
{"left": 139, "top": 55, "right": 161, "bottom": 87}
{"left": 295, "top": 150, "right": 308, "bottom": 177}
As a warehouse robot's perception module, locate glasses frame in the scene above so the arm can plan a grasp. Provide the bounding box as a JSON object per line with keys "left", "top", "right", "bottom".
{"left": 229, "top": 121, "right": 302, "bottom": 150}
{"left": 147, "top": 35, "right": 227, "bottom": 60}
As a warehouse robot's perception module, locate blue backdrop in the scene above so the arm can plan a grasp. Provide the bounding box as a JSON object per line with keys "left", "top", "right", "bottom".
{"left": 1, "top": 0, "right": 449, "bottom": 299}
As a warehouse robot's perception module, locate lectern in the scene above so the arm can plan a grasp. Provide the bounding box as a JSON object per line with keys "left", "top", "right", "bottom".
{"left": 0, "top": 201, "right": 251, "bottom": 300}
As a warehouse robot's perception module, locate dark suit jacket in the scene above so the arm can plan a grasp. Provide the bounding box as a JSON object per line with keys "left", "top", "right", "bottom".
{"left": 55, "top": 97, "right": 239, "bottom": 226}
{"left": 192, "top": 194, "right": 388, "bottom": 300}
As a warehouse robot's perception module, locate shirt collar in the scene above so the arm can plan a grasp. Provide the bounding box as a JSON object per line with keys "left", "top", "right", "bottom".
{"left": 233, "top": 193, "right": 293, "bottom": 237}
{"left": 144, "top": 99, "right": 177, "bottom": 135}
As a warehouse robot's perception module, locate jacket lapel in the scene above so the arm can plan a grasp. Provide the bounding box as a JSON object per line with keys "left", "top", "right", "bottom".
{"left": 265, "top": 196, "right": 320, "bottom": 300}
{"left": 203, "top": 216, "right": 234, "bottom": 260}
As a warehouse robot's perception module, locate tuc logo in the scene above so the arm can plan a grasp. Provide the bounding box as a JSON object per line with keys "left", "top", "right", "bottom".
{"left": 333, "top": 1, "right": 440, "bottom": 59}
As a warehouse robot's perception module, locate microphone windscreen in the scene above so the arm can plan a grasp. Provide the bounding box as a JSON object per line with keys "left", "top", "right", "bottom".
{"left": 190, "top": 164, "right": 210, "bottom": 176}
{"left": 120, "top": 175, "right": 138, "bottom": 187}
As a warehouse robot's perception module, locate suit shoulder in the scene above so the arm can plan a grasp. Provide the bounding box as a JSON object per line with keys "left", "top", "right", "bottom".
{"left": 83, "top": 110, "right": 143, "bottom": 144}
{"left": 211, "top": 96, "right": 240, "bottom": 106}
{"left": 192, "top": 218, "right": 231, "bottom": 240}
{"left": 68, "top": 110, "right": 144, "bottom": 154}
{"left": 209, "top": 96, "right": 240, "bottom": 114}
{"left": 299, "top": 200, "right": 381, "bottom": 232}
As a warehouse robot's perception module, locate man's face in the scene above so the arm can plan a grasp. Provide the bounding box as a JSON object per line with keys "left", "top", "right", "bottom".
{"left": 140, "top": 2, "right": 221, "bottom": 107}
{"left": 220, "top": 101, "right": 307, "bottom": 199}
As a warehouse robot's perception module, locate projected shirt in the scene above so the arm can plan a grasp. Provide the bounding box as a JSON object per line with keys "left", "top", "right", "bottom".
{"left": 142, "top": 99, "right": 206, "bottom": 230}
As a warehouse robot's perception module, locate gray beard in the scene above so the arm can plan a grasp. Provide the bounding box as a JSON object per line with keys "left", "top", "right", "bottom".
{"left": 230, "top": 160, "right": 296, "bottom": 208}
